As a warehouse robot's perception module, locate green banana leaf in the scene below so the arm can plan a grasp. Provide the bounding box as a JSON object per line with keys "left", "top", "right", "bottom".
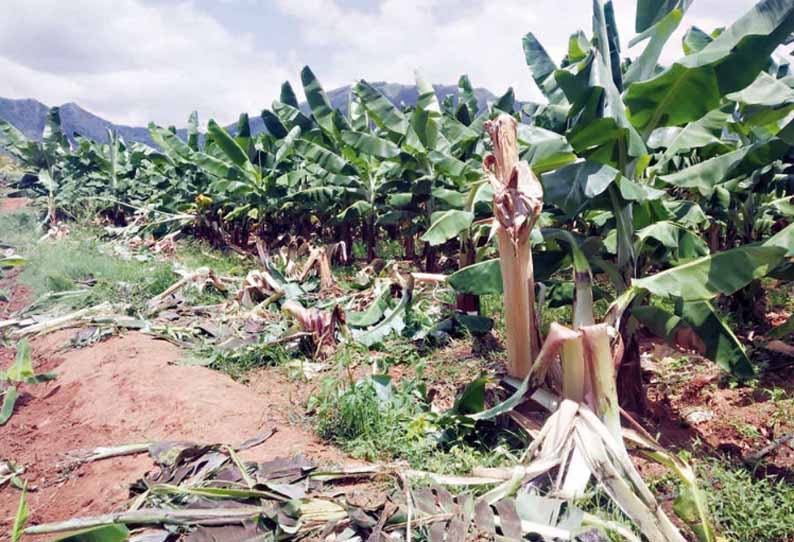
{"left": 353, "top": 80, "right": 408, "bottom": 137}
{"left": 272, "top": 100, "right": 315, "bottom": 133}
{"left": 541, "top": 160, "right": 620, "bottom": 216}
{"left": 280, "top": 81, "right": 300, "bottom": 108}
{"left": 625, "top": 0, "right": 794, "bottom": 136}
{"left": 448, "top": 251, "right": 567, "bottom": 295}
{"left": 681, "top": 26, "right": 713, "bottom": 55}
{"left": 633, "top": 244, "right": 786, "bottom": 301}
{"left": 301, "top": 66, "right": 348, "bottom": 137}
{"left": 556, "top": 50, "right": 646, "bottom": 158}
{"left": 340, "top": 131, "right": 400, "bottom": 160}
{"left": 678, "top": 299, "right": 755, "bottom": 377}
{"left": 624, "top": 0, "right": 690, "bottom": 85}
{"left": 658, "top": 139, "right": 790, "bottom": 194}
{"left": 635, "top": 0, "right": 680, "bottom": 33}
{"left": 522, "top": 32, "right": 567, "bottom": 105}
{"left": 518, "top": 125, "right": 577, "bottom": 174}
{"left": 420, "top": 210, "right": 474, "bottom": 246}
{"left": 293, "top": 140, "right": 350, "bottom": 175}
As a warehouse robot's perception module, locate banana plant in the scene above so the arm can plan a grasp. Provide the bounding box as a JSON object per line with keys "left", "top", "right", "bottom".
{"left": 1, "top": 107, "right": 70, "bottom": 224}
{"left": 444, "top": 0, "right": 794, "bottom": 410}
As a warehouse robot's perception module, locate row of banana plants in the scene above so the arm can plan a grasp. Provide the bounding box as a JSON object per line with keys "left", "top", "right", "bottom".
{"left": 2, "top": 0, "right": 793, "bottom": 410}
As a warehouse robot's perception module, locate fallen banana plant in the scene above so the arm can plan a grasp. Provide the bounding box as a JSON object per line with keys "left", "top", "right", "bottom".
{"left": 4, "top": 302, "right": 115, "bottom": 339}
{"left": 147, "top": 266, "right": 228, "bottom": 312}
{"left": 282, "top": 299, "right": 347, "bottom": 359}
{"left": 296, "top": 242, "right": 347, "bottom": 291}
{"left": 24, "top": 439, "right": 400, "bottom": 541}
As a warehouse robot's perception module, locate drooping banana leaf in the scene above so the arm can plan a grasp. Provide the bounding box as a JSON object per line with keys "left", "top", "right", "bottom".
{"left": 632, "top": 244, "right": 786, "bottom": 301}
{"left": 657, "top": 139, "right": 790, "bottom": 194}
{"left": 420, "top": 210, "right": 474, "bottom": 246}
{"left": 541, "top": 160, "right": 620, "bottom": 216}
{"left": 764, "top": 222, "right": 794, "bottom": 256}
{"left": 149, "top": 124, "right": 193, "bottom": 161}
{"left": 727, "top": 71, "right": 794, "bottom": 128}
{"left": 448, "top": 252, "right": 567, "bottom": 296}
{"left": 293, "top": 139, "right": 350, "bottom": 175}
{"left": 677, "top": 299, "right": 755, "bottom": 377}
{"left": 518, "top": 125, "right": 577, "bottom": 174}
{"left": 648, "top": 108, "right": 733, "bottom": 159}
{"left": 340, "top": 131, "right": 400, "bottom": 160}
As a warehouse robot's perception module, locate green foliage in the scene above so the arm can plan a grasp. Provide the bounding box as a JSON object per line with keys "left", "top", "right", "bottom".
{"left": 699, "top": 461, "right": 794, "bottom": 542}
{"left": 0, "top": 208, "right": 40, "bottom": 250}
{"left": 19, "top": 229, "right": 176, "bottom": 311}
{"left": 310, "top": 373, "right": 429, "bottom": 461}
{"left": 207, "top": 343, "right": 294, "bottom": 382}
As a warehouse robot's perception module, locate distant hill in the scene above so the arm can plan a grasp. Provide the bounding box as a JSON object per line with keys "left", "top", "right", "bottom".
{"left": 0, "top": 82, "right": 498, "bottom": 147}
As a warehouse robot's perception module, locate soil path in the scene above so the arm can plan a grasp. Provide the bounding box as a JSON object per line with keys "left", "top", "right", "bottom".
{"left": 0, "top": 330, "right": 349, "bottom": 529}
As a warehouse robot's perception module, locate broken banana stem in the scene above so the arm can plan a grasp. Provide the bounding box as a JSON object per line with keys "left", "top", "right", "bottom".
{"left": 485, "top": 113, "right": 544, "bottom": 378}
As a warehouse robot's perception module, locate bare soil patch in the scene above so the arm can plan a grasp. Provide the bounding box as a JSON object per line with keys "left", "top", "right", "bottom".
{"left": 0, "top": 197, "right": 30, "bottom": 214}
{"left": 0, "top": 267, "right": 31, "bottom": 317}
{"left": 643, "top": 339, "right": 794, "bottom": 477}
{"left": 0, "top": 330, "right": 349, "bottom": 529}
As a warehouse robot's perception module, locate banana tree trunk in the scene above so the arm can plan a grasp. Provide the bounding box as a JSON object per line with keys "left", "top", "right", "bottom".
{"left": 365, "top": 215, "right": 377, "bottom": 262}
{"left": 423, "top": 243, "right": 438, "bottom": 273}
{"left": 342, "top": 223, "right": 354, "bottom": 265}
{"left": 403, "top": 227, "right": 416, "bottom": 261}
{"left": 485, "top": 114, "right": 544, "bottom": 378}
{"left": 455, "top": 238, "right": 480, "bottom": 313}
{"left": 616, "top": 311, "right": 646, "bottom": 414}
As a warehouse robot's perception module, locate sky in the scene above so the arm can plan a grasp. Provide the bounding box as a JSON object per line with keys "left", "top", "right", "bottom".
{"left": 0, "top": 0, "right": 784, "bottom": 127}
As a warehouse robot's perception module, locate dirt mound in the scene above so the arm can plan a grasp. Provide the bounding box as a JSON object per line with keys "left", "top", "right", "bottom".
{"left": 0, "top": 331, "right": 347, "bottom": 528}
{"left": 0, "top": 197, "right": 31, "bottom": 213}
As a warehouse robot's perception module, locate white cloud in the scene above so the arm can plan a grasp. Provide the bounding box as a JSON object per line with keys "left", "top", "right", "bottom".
{"left": 0, "top": 0, "right": 788, "bottom": 127}
{"left": 272, "top": 0, "right": 773, "bottom": 105}
{"left": 0, "top": 0, "right": 292, "bottom": 126}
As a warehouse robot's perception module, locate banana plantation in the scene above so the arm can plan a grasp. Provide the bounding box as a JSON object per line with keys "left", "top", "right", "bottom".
{"left": 2, "top": 0, "right": 794, "bottom": 541}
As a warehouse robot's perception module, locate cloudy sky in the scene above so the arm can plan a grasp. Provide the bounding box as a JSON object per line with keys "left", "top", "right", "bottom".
{"left": 0, "top": 0, "right": 779, "bottom": 127}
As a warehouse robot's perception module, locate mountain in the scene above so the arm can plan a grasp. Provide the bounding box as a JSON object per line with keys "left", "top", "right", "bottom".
{"left": 0, "top": 97, "right": 167, "bottom": 147}
{"left": 0, "top": 82, "right": 498, "bottom": 146}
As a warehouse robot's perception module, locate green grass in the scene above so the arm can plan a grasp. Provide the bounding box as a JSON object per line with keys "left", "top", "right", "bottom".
{"left": 309, "top": 359, "right": 522, "bottom": 473}
{"left": 18, "top": 227, "right": 177, "bottom": 312}
{"left": 205, "top": 343, "right": 296, "bottom": 382}
{"left": 174, "top": 239, "right": 255, "bottom": 278}
{"left": 764, "top": 277, "right": 794, "bottom": 314}
{"left": 0, "top": 208, "right": 41, "bottom": 250}
{"left": 699, "top": 461, "right": 794, "bottom": 542}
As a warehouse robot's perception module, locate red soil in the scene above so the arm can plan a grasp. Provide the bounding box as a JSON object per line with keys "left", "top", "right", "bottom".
{"left": 0, "top": 331, "right": 349, "bottom": 530}
{"left": 0, "top": 197, "right": 30, "bottom": 213}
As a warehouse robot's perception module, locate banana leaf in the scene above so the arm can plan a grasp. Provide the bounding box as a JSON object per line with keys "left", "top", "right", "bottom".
{"left": 625, "top": 0, "right": 794, "bottom": 136}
